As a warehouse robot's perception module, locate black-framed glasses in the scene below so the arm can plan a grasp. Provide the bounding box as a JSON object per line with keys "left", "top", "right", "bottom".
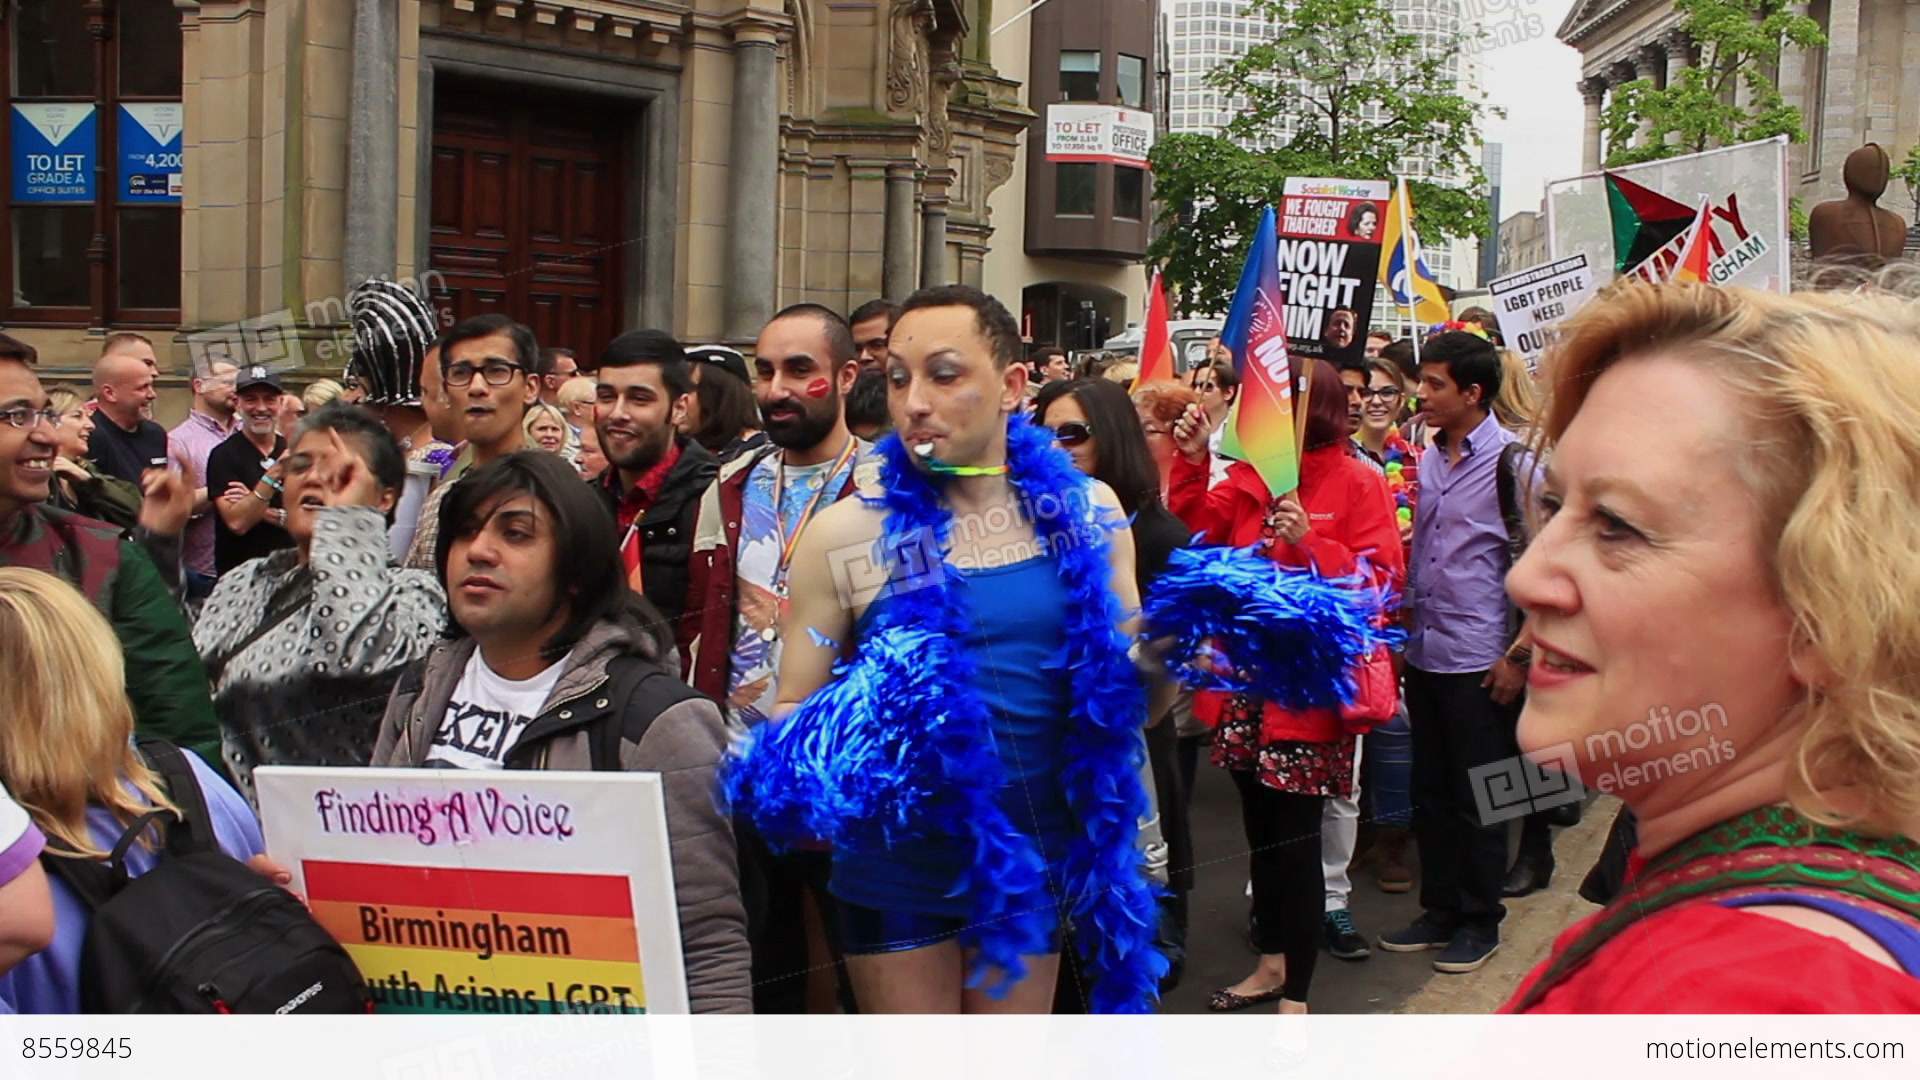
{"left": 1359, "top": 387, "right": 1401, "bottom": 403}
{"left": 0, "top": 405, "right": 60, "bottom": 430}
{"left": 445, "top": 360, "right": 526, "bottom": 387}
{"left": 1050, "top": 421, "right": 1093, "bottom": 447}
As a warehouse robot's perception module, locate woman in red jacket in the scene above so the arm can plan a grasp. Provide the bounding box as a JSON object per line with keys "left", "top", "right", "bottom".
{"left": 1168, "top": 358, "right": 1403, "bottom": 1014}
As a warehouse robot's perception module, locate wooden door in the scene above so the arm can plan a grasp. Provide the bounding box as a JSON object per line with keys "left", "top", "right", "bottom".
{"left": 429, "top": 81, "right": 624, "bottom": 363}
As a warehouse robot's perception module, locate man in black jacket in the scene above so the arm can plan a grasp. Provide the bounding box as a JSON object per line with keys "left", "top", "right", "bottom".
{"left": 592, "top": 330, "right": 718, "bottom": 676}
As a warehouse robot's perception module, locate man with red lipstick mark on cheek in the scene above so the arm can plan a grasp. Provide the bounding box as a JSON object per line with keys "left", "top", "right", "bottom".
{"left": 684, "top": 304, "right": 876, "bottom": 1012}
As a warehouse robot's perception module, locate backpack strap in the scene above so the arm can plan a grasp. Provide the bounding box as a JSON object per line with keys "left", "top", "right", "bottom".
{"left": 589, "top": 658, "right": 702, "bottom": 772}
{"left": 134, "top": 738, "right": 216, "bottom": 857}
{"left": 1495, "top": 441, "right": 1529, "bottom": 640}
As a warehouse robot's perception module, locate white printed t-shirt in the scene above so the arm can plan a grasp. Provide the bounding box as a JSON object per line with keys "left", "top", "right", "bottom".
{"left": 424, "top": 649, "right": 568, "bottom": 770}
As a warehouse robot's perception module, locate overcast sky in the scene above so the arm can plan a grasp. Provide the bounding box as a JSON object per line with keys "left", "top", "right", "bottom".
{"left": 1479, "top": 0, "right": 1585, "bottom": 220}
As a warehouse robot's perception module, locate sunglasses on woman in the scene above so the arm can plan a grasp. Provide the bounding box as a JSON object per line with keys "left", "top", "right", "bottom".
{"left": 1050, "top": 421, "right": 1093, "bottom": 447}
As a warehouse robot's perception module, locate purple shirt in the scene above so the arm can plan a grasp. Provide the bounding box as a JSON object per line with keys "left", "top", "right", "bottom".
{"left": 1405, "top": 410, "right": 1516, "bottom": 674}
{"left": 0, "top": 784, "right": 44, "bottom": 888}
{"left": 166, "top": 410, "right": 234, "bottom": 577}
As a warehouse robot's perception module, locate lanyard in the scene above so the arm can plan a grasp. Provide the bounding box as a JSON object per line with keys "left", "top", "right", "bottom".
{"left": 773, "top": 438, "right": 858, "bottom": 587}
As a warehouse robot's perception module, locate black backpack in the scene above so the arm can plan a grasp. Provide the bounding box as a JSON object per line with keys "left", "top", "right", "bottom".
{"left": 39, "top": 740, "right": 372, "bottom": 1014}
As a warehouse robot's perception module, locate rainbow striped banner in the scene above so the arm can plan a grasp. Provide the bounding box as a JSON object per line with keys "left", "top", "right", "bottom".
{"left": 1217, "top": 206, "right": 1300, "bottom": 496}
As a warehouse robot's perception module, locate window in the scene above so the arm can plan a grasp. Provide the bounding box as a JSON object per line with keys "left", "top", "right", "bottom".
{"left": 1060, "top": 51, "right": 1101, "bottom": 102}
{"left": 1118, "top": 55, "right": 1146, "bottom": 108}
{"left": 1115, "top": 167, "right": 1145, "bottom": 220}
{"left": 1056, "top": 163, "right": 1097, "bottom": 215}
{"left": 5, "top": 0, "right": 182, "bottom": 325}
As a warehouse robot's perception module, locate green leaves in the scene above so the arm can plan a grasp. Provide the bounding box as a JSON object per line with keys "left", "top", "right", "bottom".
{"left": 1600, "top": 0, "right": 1823, "bottom": 167}
{"left": 1148, "top": 0, "right": 1491, "bottom": 313}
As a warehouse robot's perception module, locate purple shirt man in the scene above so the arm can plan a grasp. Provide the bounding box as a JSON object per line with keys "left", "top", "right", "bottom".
{"left": 1404, "top": 409, "right": 1516, "bottom": 674}
{"left": 167, "top": 409, "right": 233, "bottom": 578}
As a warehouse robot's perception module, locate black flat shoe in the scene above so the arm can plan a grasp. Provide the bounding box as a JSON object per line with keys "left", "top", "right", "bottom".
{"left": 1501, "top": 856, "right": 1555, "bottom": 898}
{"left": 1209, "top": 984, "right": 1288, "bottom": 1012}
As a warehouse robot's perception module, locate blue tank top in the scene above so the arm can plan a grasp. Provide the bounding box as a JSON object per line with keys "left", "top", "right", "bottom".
{"left": 1719, "top": 892, "right": 1920, "bottom": 976}
{"left": 829, "top": 555, "right": 1076, "bottom": 917}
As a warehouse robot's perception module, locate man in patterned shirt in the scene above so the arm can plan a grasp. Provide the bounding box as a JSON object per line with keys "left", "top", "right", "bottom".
{"left": 684, "top": 303, "right": 872, "bottom": 1014}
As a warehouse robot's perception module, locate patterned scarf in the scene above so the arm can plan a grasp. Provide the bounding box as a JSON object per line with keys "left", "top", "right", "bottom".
{"left": 1512, "top": 803, "right": 1920, "bottom": 1011}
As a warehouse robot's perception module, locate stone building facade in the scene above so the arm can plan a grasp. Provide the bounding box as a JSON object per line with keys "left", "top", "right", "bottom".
{"left": 1558, "top": 0, "right": 1920, "bottom": 212}
{"left": 1, "top": 0, "right": 1035, "bottom": 415}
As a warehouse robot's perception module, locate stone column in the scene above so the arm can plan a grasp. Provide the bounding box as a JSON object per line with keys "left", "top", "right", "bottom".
{"left": 884, "top": 163, "right": 917, "bottom": 299}
{"left": 725, "top": 21, "right": 782, "bottom": 341}
{"left": 919, "top": 175, "right": 950, "bottom": 288}
{"left": 345, "top": 0, "right": 399, "bottom": 284}
{"left": 1604, "top": 63, "right": 1637, "bottom": 161}
{"left": 1820, "top": 0, "right": 1863, "bottom": 203}
{"left": 1580, "top": 77, "right": 1608, "bottom": 172}
{"left": 1633, "top": 45, "right": 1664, "bottom": 146}
{"left": 1663, "top": 29, "right": 1691, "bottom": 146}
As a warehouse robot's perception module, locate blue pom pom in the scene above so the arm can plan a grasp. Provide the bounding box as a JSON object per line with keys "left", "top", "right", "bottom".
{"left": 1143, "top": 545, "right": 1398, "bottom": 708}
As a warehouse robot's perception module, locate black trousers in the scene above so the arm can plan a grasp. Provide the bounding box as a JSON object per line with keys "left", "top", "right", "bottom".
{"left": 1231, "top": 770, "right": 1324, "bottom": 1003}
{"left": 1405, "top": 664, "right": 1521, "bottom": 937}
{"left": 737, "top": 817, "right": 846, "bottom": 1013}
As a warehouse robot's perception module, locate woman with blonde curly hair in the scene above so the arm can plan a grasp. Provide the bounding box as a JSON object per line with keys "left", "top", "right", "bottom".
{"left": 522, "top": 400, "right": 577, "bottom": 462}
{"left": 0, "top": 568, "right": 265, "bottom": 1013}
{"left": 1501, "top": 281, "right": 1920, "bottom": 1012}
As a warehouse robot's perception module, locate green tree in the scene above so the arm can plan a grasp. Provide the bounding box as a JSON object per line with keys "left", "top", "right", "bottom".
{"left": 1600, "top": 0, "right": 1825, "bottom": 167}
{"left": 1146, "top": 0, "right": 1493, "bottom": 314}
{"left": 1895, "top": 144, "right": 1920, "bottom": 224}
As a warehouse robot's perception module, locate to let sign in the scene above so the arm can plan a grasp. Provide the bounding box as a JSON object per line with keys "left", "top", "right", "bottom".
{"left": 1045, "top": 104, "right": 1155, "bottom": 169}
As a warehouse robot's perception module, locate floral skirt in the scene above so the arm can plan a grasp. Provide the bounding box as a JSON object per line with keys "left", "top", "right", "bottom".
{"left": 1210, "top": 694, "right": 1358, "bottom": 798}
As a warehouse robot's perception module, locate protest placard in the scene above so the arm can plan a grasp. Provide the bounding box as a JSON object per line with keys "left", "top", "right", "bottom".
{"left": 1277, "top": 178, "right": 1388, "bottom": 367}
{"left": 1545, "top": 137, "right": 1789, "bottom": 293}
{"left": 255, "top": 767, "right": 687, "bottom": 1015}
{"left": 1488, "top": 253, "right": 1597, "bottom": 370}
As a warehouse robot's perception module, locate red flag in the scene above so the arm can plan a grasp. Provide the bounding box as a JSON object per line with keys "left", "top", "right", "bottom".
{"left": 1133, "top": 272, "right": 1174, "bottom": 390}
{"left": 1669, "top": 198, "right": 1715, "bottom": 285}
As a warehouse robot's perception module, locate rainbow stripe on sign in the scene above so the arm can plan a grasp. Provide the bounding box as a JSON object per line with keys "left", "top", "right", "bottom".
{"left": 303, "top": 860, "right": 647, "bottom": 1014}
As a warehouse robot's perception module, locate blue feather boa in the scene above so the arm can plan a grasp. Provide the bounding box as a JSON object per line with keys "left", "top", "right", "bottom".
{"left": 1142, "top": 545, "right": 1399, "bottom": 707}
{"left": 726, "top": 414, "right": 1166, "bottom": 1012}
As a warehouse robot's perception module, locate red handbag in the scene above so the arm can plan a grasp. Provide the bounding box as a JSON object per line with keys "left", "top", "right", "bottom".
{"left": 1338, "top": 644, "right": 1399, "bottom": 734}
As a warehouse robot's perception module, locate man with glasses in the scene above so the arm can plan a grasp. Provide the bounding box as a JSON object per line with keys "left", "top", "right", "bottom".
{"left": 0, "top": 336, "right": 222, "bottom": 761}
{"left": 404, "top": 315, "right": 547, "bottom": 570}
{"left": 848, "top": 299, "right": 898, "bottom": 372}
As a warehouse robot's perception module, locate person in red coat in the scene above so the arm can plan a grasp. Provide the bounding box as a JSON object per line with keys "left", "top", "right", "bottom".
{"left": 1167, "top": 358, "right": 1403, "bottom": 1013}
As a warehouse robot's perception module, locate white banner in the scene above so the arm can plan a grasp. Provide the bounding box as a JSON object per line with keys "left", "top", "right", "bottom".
{"left": 254, "top": 766, "right": 688, "bottom": 1015}
{"left": 1044, "top": 104, "right": 1155, "bottom": 168}
{"left": 1489, "top": 253, "right": 1598, "bottom": 369}
{"left": 1545, "top": 136, "right": 1790, "bottom": 293}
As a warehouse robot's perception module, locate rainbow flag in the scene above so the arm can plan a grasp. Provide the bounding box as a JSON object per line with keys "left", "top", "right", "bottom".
{"left": 1132, "top": 270, "right": 1176, "bottom": 390}
{"left": 1216, "top": 207, "right": 1300, "bottom": 496}
{"left": 1379, "top": 177, "right": 1451, "bottom": 327}
{"left": 1668, "top": 198, "right": 1715, "bottom": 284}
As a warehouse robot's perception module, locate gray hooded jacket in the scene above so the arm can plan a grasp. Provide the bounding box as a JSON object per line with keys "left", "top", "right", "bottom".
{"left": 371, "top": 616, "right": 752, "bottom": 1014}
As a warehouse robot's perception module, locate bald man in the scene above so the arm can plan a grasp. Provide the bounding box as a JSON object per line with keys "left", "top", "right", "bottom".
{"left": 87, "top": 334, "right": 170, "bottom": 486}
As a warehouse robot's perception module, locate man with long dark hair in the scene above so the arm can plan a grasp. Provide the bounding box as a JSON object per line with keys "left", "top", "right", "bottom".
{"left": 373, "top": 451, "right": 750, "bottom": 1013}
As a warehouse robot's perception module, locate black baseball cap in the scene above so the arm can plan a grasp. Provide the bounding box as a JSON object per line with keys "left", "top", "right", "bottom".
{"left": 685, "top": 344, "right": 750, "bottom": 386}
{"left": 234, "top": 364, "right": 283, "bottom": 394}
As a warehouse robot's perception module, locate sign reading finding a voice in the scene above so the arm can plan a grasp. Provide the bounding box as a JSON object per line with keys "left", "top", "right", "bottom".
{"left": 255, "top": 767, "right": 688, "bottom": 1014}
